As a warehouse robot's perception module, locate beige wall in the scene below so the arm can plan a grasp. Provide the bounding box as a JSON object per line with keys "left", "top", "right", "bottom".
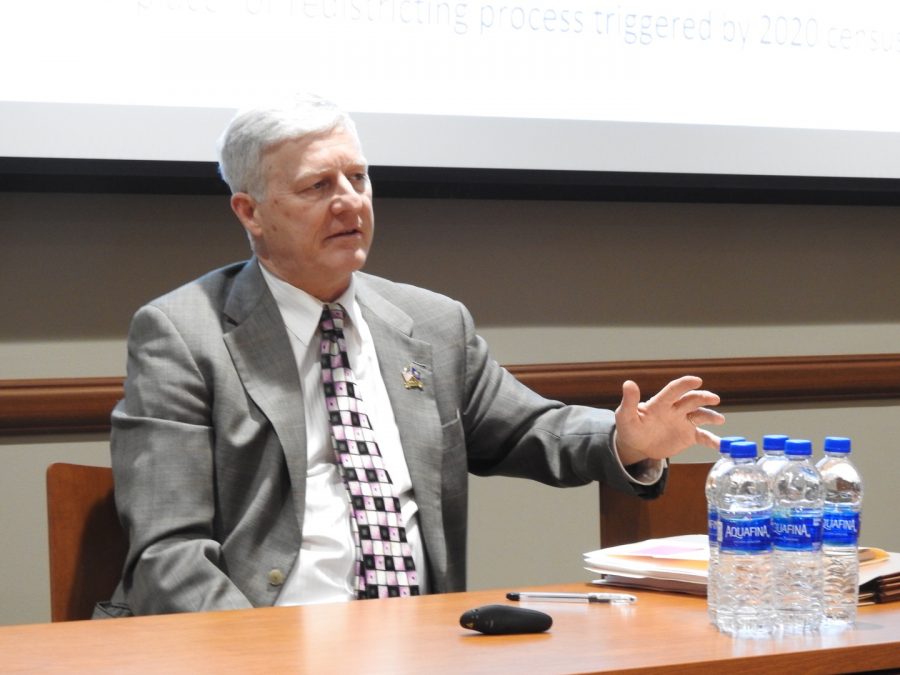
{"left": 2, "top": 192, "right": 898, "bottom": 625}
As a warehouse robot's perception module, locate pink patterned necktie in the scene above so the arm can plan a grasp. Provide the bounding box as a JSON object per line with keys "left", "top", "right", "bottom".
{"left": 318, "top": 303, "right": 419, "bottom": 599}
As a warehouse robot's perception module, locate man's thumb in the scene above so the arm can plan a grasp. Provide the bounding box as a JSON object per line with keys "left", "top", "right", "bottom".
{"left": 617, "top": 379, "right": 641, "bottom": 414}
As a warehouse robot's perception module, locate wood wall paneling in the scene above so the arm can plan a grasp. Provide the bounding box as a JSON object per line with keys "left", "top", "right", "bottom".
{"left": 1, "top": 354, "right": 899, "bottom": 436}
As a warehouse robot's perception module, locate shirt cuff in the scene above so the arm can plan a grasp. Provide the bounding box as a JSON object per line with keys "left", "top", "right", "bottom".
{"left": 611, "top": 429, "right": 665, "bottom": 486}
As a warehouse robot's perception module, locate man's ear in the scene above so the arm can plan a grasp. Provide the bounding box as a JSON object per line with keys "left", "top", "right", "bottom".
{"left": 231, "top": 192, "right": 263, "bottom": 238}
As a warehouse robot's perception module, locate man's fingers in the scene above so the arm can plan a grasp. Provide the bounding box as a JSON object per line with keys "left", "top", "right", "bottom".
{"left": 695, "top": 428, "right": 722, "bottom": 450}
{"left": 686, "top": 408, "right": 726, "bottom": 427}
{"left": 650, "top": 375, "right": 704, "bottom": 404}
{"left": 676, "top": 390, "right": 722, "bottom": 412}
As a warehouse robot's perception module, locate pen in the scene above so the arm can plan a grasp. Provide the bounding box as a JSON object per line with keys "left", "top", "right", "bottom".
{"left": 506, "top": 591, "right": 637, "bottom": 604}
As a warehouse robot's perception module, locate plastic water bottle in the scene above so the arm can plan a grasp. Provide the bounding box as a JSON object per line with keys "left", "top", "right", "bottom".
{"left": 816, "top": 436, "right": 863, "bottom": 627}
{"left": 705, "top": 436, "right": 745, "bottom": 625}
{"left": 715, "top": 441, "right": 774, "bottom": 637}
{"left": 757, "top": 434, "right": 790, "bottom": 486}
{"left": 772, "top": 439, "right": 824, "bottom": 633}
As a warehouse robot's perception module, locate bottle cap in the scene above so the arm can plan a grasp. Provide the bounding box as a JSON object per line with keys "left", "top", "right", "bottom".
{"left": 729, "top": 440, "right": 758, "bottom": 459}
{"left": 824, "top": 436, "right": 852, "bottom": 453}
{"left": 718, "top": 436, "right": 746, "bottom": 454}
{"left": 785, "top": 439, "right": 813, "bottom": 456}
{"left": 762, "top": 434, "right": 789, "bottom": 450}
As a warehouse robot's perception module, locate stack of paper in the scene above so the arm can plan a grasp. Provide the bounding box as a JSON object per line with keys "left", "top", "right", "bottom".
{"left": 584, "top": 535, "right": 709, "bottom": 596}
{"left": 584, "top": 535, "right": 900, "bottom": 603}
{"left": 859, "top": 549, "right": 900, "bottom": 606}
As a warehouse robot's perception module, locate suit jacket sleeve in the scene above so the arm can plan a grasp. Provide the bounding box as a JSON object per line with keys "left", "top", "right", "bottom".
{"left": 110, "top": 303, "right": 254, "bottom": 615}
{"left": 456, "top": 302, "right": 664, "bottom": 499}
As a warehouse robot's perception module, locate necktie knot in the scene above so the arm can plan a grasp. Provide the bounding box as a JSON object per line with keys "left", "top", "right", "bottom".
{"left": 319, "top": 303, "right": 346, "bottom": 337}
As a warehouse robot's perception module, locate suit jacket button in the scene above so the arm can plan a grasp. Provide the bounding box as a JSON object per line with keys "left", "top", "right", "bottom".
{"left": 267, "top": 569, "right": 285, "bottom": 586}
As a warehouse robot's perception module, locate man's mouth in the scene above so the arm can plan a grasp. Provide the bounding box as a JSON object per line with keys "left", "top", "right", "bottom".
{"left": 327, "top": 228, "right": 361, "bottom": 240}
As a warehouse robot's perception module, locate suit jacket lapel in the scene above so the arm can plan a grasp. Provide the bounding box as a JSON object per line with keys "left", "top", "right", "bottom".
{"left": 222, "top": 260, "right": 308, "bottom": 532}
{"left": 356, "top": 279, "right": 447, "bottom": 583}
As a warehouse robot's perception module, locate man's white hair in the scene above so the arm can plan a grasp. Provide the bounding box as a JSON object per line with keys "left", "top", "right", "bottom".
{"left": 217, "top": 93, "right": 359, "bottom": 200}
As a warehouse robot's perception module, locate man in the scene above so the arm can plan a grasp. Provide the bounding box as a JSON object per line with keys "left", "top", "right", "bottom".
{"left": 96, "top": 94, "right": 723, "bottom": 617}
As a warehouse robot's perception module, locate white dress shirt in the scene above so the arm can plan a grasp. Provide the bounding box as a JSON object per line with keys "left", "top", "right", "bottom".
{"left": 259, "top": 266, "right": 427, "bottom": 605}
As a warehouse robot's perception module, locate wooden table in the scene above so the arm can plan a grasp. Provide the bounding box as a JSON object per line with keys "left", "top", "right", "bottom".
{"left": 3, "top": 583, "right": 900, "bottom": 674}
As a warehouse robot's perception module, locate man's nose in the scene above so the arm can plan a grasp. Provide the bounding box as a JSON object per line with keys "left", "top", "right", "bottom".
{"left": 331, "top": 175, "right": 364, "bottom": 213}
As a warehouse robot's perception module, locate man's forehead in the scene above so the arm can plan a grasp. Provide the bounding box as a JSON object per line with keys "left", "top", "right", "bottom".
{"left": 263, "top": 128, "right": 366, "bottom": 171}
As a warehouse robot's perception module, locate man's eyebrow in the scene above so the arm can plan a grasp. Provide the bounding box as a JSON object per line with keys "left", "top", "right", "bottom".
{"left": 294, "top": 161, "right": 368, "bottom": 182}
{"left": 293, "top": 169, "right": 325, "bottom": 183}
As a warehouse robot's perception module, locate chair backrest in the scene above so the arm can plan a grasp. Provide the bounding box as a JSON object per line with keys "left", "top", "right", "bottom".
{"left": 599, "top": 462, "right": 712, "bottom": 549}
{"left": 46, "top": 462, "right": 127, "bottom": 622}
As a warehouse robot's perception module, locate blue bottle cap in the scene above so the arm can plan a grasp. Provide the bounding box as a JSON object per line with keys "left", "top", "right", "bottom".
{"left": 785, "top": 439, "right": 813, "bottom": 456}
{"left": 824, "top": 436, "right": 852, "bottom": 453}
{"left": 729, "top": 441, "right": 758, "bottom": 459}
{"left": 762, "top": 434, "right": 789, "bottom": 450}
{"left": 718, "top": 436, "right": 746, "bottom": 454}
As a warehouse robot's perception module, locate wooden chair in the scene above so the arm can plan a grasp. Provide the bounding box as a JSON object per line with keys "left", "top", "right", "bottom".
{"left": 599, "top": 462, "right": 712, "bottom": 549}
{"left": 46, "top": 463, "right": 127, "bottom": 622}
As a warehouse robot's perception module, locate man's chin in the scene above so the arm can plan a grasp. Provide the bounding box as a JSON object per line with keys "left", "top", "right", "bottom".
{"left": 343, "top": 248, "right": 369, "bottom": 272}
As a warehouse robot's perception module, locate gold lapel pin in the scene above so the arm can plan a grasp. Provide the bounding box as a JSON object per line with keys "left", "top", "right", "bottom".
{"left": 402, "top": 365, "right": 424, "bottom": 390}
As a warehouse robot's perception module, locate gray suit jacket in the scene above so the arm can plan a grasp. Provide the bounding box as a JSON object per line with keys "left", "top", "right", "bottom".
{"left": 102, "top": 259, "right": 663, "bottom": 616}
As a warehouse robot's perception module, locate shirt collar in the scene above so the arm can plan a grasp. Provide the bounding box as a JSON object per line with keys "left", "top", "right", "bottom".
{"left": 258, "top": 262, "right": 360, "bottom": 347}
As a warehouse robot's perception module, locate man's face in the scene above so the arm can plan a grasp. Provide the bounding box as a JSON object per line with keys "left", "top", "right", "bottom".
{"left": 232, "top": 126, "right": 374, "bottom": 301}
